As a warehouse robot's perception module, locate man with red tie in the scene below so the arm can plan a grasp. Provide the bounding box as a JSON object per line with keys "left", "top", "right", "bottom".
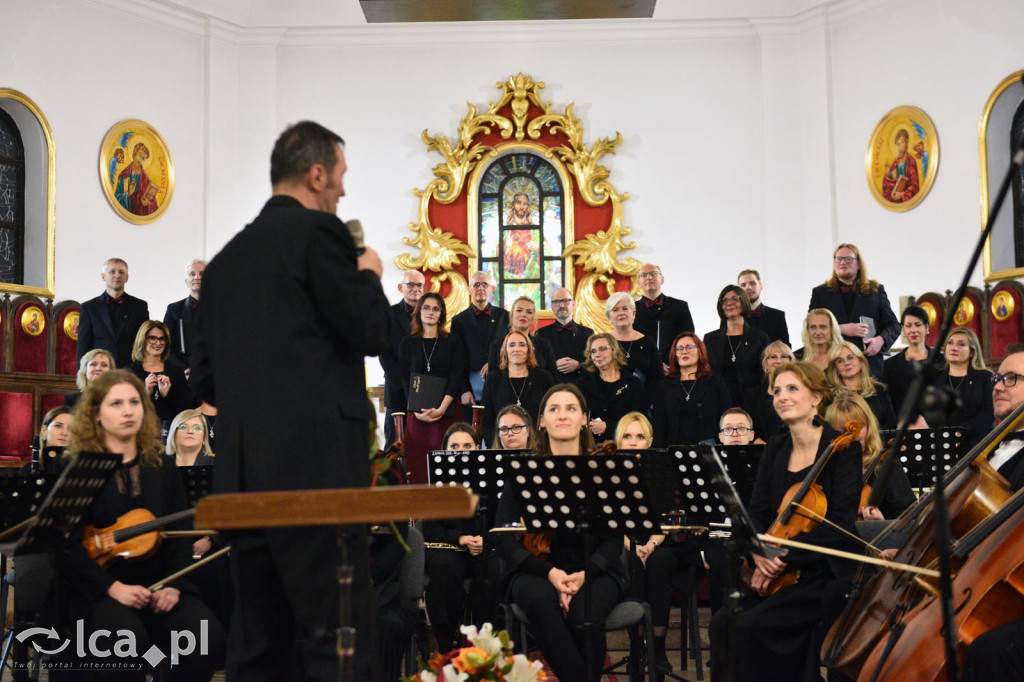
{"left": 380, "top": 269, "right": 426, "bottom": 444}
{"left": 737, "top": 268, "right": 790, "bottom": 346}
{"left": 76, "top": 258, "right": 150, "bottom": 367}
{"left": 452, "top": 271, "right": 510, "bottom": 408}
{"left": 632, "top": 263, "right": 695, "bottom": 368}
{"left": 535, "top": 287, "right": 593, "bottom": 384}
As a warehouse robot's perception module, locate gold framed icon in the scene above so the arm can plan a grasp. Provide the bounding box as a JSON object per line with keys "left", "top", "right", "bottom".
{"left": 865, "top": 105, "right": 939, "bottom": 212}
{"left": 991, "top": 290, "right": 1015, "bottom": 322}
{"left": 21, "top": 306, "right": 45, "bottom": 336}
{"left": 64, "top": 310, "right": 80, "bottom": 341}
{"left": 99, "top": 119, "right": 174, "bottom": 224}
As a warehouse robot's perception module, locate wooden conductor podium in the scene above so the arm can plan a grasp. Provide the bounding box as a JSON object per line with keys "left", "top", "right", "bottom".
{"left": 195, "top": 484, "right": 477, "bottom": 682}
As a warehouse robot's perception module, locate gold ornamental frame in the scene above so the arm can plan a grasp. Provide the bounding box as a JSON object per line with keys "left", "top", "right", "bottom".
{"left": 99, "top": 119, "right": 174, "bottom": 225}
{"left": 865, "top": 105, "right": 939, "bottom": 212}
{"left": 980, "top": 70, "right": 1024, "bottom": 282}
{"left": 0, "top": 88, "right": 56, "bottom": 298}
{"left": 399, "top": 73, "right": 640, "bottom": 331}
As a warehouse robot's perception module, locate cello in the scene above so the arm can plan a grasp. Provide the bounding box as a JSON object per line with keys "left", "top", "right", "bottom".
{"left": 821, "top": 401, "right": 1024, "bottom": 679}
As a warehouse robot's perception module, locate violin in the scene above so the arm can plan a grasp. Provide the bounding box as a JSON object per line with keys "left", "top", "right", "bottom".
{"left": 857, "top": 446, "right": 892, "bottom": 521}
{"left": 523, "top": 530, "right": 552, "bottom": 563}
{"left": 741, "top": 420, "right": 860, "bottom": 596}
{"left": 82, "top": 508, "right": 194, "bottom": 567}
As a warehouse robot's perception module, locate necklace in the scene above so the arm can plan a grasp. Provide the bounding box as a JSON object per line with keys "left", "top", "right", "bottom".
{"left": 948, "top": 372, "right": 967, "bottom": 392}
{"left": 423, "top": 338, "right": 438, "bottom": 373}
{"left": 623, "top": 339, "right": 635, "bottom": 360}
{"left": 680, "top": 377, "right": 696, "bottom": 401}
{"left": 508, "top": 375, "right": 527, "bottom": 406}
{"left": 727, "top": 335, "right": 741, "bottom": 363}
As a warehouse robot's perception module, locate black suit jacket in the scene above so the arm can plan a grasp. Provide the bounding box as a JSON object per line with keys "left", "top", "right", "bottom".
{"left": 534, "top": 321, "right": 595, "bottom": 383}
{"left": 163, "top": 296, "right": 199, "bottom": 369}
{"left": 381, "top": 300, "right": 414, "bottom": 409}
{"left": 745, "top": 303, "right": 790, "bottom": 346}
{"left": 634, "top": 294, "right": 695, "bottom": 363}
{"left": 76, "top": 292, "right": 149, "bottom": 367}
{"left": 808, "top": 283, "right": 900, "bottom": 377}
{"left": 451, "top": 304, "right": 510, "bottom": 375}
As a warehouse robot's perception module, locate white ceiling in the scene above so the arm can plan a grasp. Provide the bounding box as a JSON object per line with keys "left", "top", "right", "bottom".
{"left": 154, "top": 0, "right": 837, "bottom": 28}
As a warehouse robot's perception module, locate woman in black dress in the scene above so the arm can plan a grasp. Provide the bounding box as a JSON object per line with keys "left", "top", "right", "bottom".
{"left": 124, "top": 321, "right": 194, "bottom": 428}
{"left": 931, "top": 327, "right": 994, "bottom": 447}
{"left": 605, "top": 291, "right": 665, "bottom": 392}
{"left": 493, "top": 384, "right": 624, "bottom": 682}
{"left": 752, "top": 340, "right": 796, "bottom": 440}
{"left": 65, "top": 348, "right": 115, "bottom": 409}
{"left": 709, "top": 361, "right": 861, "bottom": 682}
{"left": 826, "top": 342, "right": 897, "bottom": 429}
{"left": 481, "top": 329, "right": 553, "bottom": 447}
{"left": 651, "top": 332, "right": 731, "bottom": 447}
{"left": 883, "top": 305, "right": 931, "bottom": 421}
{"left": 486, "top": 296, "right": 557, "bottom": 376}
{"left": 399, "top": 292, "right": 467, "bottom": 484}
{"left": 577, "top": 333, "right": 648, "bottom": 443}
{"left": 60, "top": 370, "right": 225, "bottom": 680}
{"left": 703, "top": 284, "right": 769, "bottom": 414}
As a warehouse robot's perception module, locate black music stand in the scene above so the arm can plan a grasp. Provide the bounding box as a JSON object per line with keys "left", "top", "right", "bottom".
{"left": 668, "top": 444, "right": 764, "bottom": 527}
{"left": 427, "top": 449, "right": 530, "bottom": 529}
{"left": 179, "top": 465, "right": 214, "bottom": 508}
{"left": 882, "top": 428, "right": 963, "bottom": 492}
{"left": 505, "top": 454, "right": 664, "bottom": 682}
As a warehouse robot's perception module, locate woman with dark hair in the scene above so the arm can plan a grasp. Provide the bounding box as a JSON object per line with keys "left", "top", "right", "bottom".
{"left": 605, "top": 291, "right": 665, "bottom": 392}
{"left": 808, "top": 243, "right": 901, "bottom": 377}
{"left": 40, "top": 405, "right": 73, "bottom": 449}
{"left": 65, "top": 348, "right": 116, "bottom": 408}
{"left": 399, "top": 292, "right": 468, "bottom": 484}
{"left": 422, "top": 422, "right": 499, "bottom": 651}
{"left": 651, "top": 332, "right": 731, "bottom": 447}
{"left": 709, "top": 361, "right": 860, "bottom": 682}
{"left": 493, "top": 384, "right": 623, "bottom": 681}
{"left": 577, "top": 333, "right": 648, "bottom": 443}
{"left": 703, "top": 284, "right": 769, "bottom": 413}
{"left": 826, "top": 342, "right": 897, "bottom": 429}
{"left": 59, "top": 370, "right": 225, "bottom": 680}
{"left": 481, "top": 329, "right": 553, "bottom": 447}
{"left": 493, "top": 404, "right": 537, "bottom": 450}
{"left": 125, "top": 320, "right": 194, "bottom": 426}
{"left": 883, "top": 305, "right": 932, "bottom": 421}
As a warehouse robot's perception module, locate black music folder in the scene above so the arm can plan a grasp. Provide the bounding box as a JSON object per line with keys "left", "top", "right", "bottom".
{"left": 407, "top": 373, "right": 448, "bottom": 412}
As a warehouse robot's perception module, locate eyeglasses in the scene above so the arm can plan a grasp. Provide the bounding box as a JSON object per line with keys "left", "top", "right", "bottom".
{"left": 720, "top": 296, "right": 742, "bottom": 304}
{"left": 638, "top": 271, "right": 661, "bottom": 279}
{"left": 834, "top": 256, "right": 858, "bottom": 264}
{"left": 675, "top": 344, "right": 698, "bottom": 352}
{"left": 993, "top": 372, "right": 1020, "bottom": 388}
{"left": 590, "top": 345, "right": 612, "bottom": 354}
{"left": 401, "top": 282, "right": 424, "bottom": 289}
{"left": 146, "top": 335, "right": 167, "bottom": 344}
{"left": 551, "top": 298, "right": 572, "bottom": 305}
{"left": 720, "top": 427, "right": 752, "bottom": 436}
{"left": 176, "top": 424, "right": 204, "bottom": 433}
{"left": 471, "top": 282, "right": 491, "bottom": 289}
{"left": 498, "top": 424, "right": 527, "bottom": 436}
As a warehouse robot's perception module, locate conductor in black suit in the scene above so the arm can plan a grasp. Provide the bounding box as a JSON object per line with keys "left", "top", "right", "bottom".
{"left": 191, "top": 121, "right": 389, "bottom": 682}
{"left": 633, "top": 263, "right": 695, "bottom": 367}
{"left": 451, "top": 271, "right": 510, "bottom": 409}
{"left": 380, "top": 269, "right": 425, "bottom": 445}
{"left": 738, "top": 269, "right": 790, "bottom": 346}
{"left": 535, "top": 286, "right": 594, "bottom": 384}
{"left": 76, "top": 258, "right": 149, "bottom": 367}
{"left": 808, "top": 244, "right": 899, "bottom": 378}
{"left": 163, "top": 259, "right": 205, "bottom": 372}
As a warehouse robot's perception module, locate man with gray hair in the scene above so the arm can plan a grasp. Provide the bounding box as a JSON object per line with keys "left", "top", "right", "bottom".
{"left": 76, "top": 257, "right": 149, "bottom": 366}
{"left": 451, "top": 270, "right": 510, "bottom": 407}
{"left": 535, "top": 286, "right": 593, "bottom": 383}
{"left": 164, "top": 259, "right": 206, "bottom": 372}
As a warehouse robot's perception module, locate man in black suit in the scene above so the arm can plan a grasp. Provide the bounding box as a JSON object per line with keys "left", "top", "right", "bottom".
{"left": 737, "top": 269, "right": 790, "bottom": 346}
{"left": 380, "top": 269, "right": 425, "bottom": 445}
{"left": 163, "top": 259, "right": 205, "bottom": 373}
{"left": 451, "top": 270, "right": 509, "bottom": 409}
{"left": 808, "top": 244, "right": 900, "bottom": 377}
{"left": 633, "top": 263, "right": 694, "bottom": 367}
{"left": 76, "top": 258, "right": 149, "bottom": 367}
{"left": 535, "top": 286, "right": 593, "bottom": 384}
{"left": 191, "top": 121, "right": 389, "bottom": 682}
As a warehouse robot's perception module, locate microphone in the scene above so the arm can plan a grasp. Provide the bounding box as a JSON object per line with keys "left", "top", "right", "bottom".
{"left": 346, "top": 218, "right": 367, "bottom": 256}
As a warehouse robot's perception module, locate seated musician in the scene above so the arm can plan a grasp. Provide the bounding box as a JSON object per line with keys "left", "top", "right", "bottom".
{"left": 709, "top": 361, "right": 861, "bottom": 682}
{"left": 41, "top": 405, "right": 73, "bottom": 448}
{"left": 58, "top": 370, "right": 224, "bottom": 680}
{"left": 493, "top": 404, "right": 537, "bottom": 450}
{"left": 422, "top": 422, "right": 499, "bottom": 651}
{"left": 493, "top": 384, "right": 627, "bottom": 682}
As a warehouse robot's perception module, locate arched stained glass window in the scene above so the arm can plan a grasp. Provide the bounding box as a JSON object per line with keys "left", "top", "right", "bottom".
{"left": 1011, "top": 99, "right": 1024, "bottom": 268}
{"left": 476, "top": 151, "right": 565, "bottom": 310}
{"left": 0, "top": 109, "right": 24, "bottom": 285}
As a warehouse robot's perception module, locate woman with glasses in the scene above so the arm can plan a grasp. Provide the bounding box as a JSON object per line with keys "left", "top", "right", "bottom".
{"left": 808, "top": 243, "right": 901, "bottom": 377}
{"left": 883, "top": 305, "right": 932, "bottom": 420}
{"left": 703, "top": 284, "right": 769, "bottom": 414}
{"left": 826, "top": 342, "right": 897, "bottom": 429}
{"left": 481, "top": 329, "right": 553, "bottom": 447}
{"left": 652, "top": 332, "right": 731, "bottom": 447}
{"left": 125, "top": 320, "right": 194, "bottom": 425}
{"left": 577, "top": 333, "right": 648, "bottom": 443}
{"left": 605, "top": 291, "right": 665, "bottom": 392}
{"left": 753, "top": 341, "right": 796, "bottom": 439}
{"left": 493, "top": 404, "right": 537, "bottom": 450}
{"left": 399, "top": 292, "right": 467, "bottom": 484}
{"left": 65, "top": 348, "right": 116, "bottom": 409}
{"left": 795, "top": 308, "right": 844, "bottom": 371}
{"left": 918, "top": 328, "right": 994, "bottom": 447}
{"left": 165, "top": 409, "right": 214, "bottom": 467}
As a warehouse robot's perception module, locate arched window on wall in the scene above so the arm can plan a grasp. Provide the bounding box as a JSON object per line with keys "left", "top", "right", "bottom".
{"left": 1011, "top": 100, "right": 1024, "bottom": 268}
{"left": 476, "top": 151, "right": 565, "bottom": 310}
{"left": 0, "top": 108, "right": 25, "bottom": 285}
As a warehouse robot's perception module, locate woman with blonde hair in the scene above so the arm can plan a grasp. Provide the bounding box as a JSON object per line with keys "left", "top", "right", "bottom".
{"left": 931, "top": 327, "right": 994, "bottom": 446}
{"left": 125, "top": 320, "right": 194, "bottom": 424}
{"left": 614, "top": 411, "right": 653, "bottom": 450}
{"left": 753, "top": 341, "right": 796, "bottom": 439}
{"left": 165, "top": 409, "right": 214, "bottom": 466}
{"left": 795, "top": 308, "right": 843, "bottom": 370}
{"left": 827, "top": 341, "right": 897, "bottom": 429}
{"left": 578, "top": 333, "right": 648, "bottom": 443}
{"left": 64, "top": 348, "right": 116, "bottom": 408}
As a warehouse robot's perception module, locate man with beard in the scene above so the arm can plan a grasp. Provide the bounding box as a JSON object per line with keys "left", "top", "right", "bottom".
{"left": 738, "top": 269, "right": 789, "bottom": 345}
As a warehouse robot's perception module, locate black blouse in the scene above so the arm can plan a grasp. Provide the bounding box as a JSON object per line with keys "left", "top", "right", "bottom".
{"left": 703, "top": 323, "right": 769, "bottom": 412}
{"left": 125, "top": 360, "right": 195, "bottom": 425}
{"left": 576, "top": 370, "right": 649, "bottom": 443}
{"left": 616, "top": 333, "right": 665, "bottom": 392}
{"left": 883, "top": 348, "right": 929, "bottom": 420}
{"left": 651, "top": 374, "right": 731, "bottom": 447}
{"left": 481, "top": 367, "right": 554, "bottom": 446}
{"left": 945, "top": 366, "right": 995, "bottom": 447}
{"left": 399, "top": 334, "right": 468, "bottom": 417}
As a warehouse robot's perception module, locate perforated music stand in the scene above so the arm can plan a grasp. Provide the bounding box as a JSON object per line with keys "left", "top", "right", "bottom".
{"left": 882, "top": 428, "right": 964, "bottom": 492}
{"left": 0, "top": 452, "right": 120, "bottom": 555}
{"left": 427, "top": 449, "right": 530, "bottom": 531}
{"left": 179, "top": 465, "right": 214, "bottom": 508}
{"left": 668, "top": 444, "right": 764, "bottom": 528}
